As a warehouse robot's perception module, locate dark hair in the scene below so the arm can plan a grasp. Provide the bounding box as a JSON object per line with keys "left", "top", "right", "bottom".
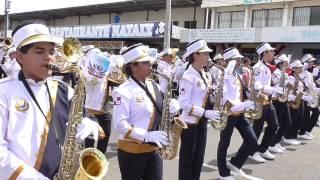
{"left": 243, "top": 57, "right": 251, "bottom": 64}
{"left": 259, "top": 53, "right": 264, "bottom": 61}
{"left": 122, "top": 62, "right": 139, "bottom": 77}
{"left": 19, "top": 43, "right": 35, "bottom": 54}
{"left": 186, "top": 52, "right": 200, "bottom": 70}
{"left": 276, "top": 62, "right": 283, "bottom": 69}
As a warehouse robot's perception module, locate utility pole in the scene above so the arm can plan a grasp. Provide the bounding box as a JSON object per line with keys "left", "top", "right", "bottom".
{"left": 4, "top": 0, "right": 11, "bottom": 39}
{"left": 163, "top": 0, "right": 171, "bottom": 49}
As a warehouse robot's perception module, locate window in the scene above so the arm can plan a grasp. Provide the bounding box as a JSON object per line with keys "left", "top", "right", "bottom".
{"left": 172, "top": 21, "right": 179, "bottom": 26}
{"left": 294, "top": 6, "right": 320, "bottom": 26}
{"left": 293, "top": 7, "right": 310, "bottom": 26}
{"left": 252, "top": 9, "right": 283, "bottom": 28}
{"left": 184, "top": 21, "right": 197, "bottom": 29}
{"left": 218, "top": 11, "right": 245, "bottom": 28}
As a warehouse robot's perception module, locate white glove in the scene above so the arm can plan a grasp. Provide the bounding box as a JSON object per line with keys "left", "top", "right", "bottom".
{"left": 273, "top": 87, "right": 284, "bottom": 95}
{"left": 263, "top": 86, "right": 283, "bottom": 94}
{"left": 243, "top": 100, "right": 255, "bottom": 111}
{"left": 299, "top": 73, "right": 305, "bottom": 80}
{"left": 288, "top": 94, "right": 296, "bottom": 101}
{"left": 76, "top": 117, "right": 100, "bottom": 142}
{"left": 231, "top": 102, "right": 245, "bottom": 112}
{"left": 204, "top": 110, "right": 221, "bottom": 122}
{"left": 144, "top": 131, "right": 168, "bottom": 148}
{"left": 169, "top": 99, "right": 180, "bottom": 114}
{"left": 19, "top": 164, "right": 50, "bottom": 179}
{"left": 262, "top": 86, "right": 274, "bottom": 94}
{"left": 302, "top": 95, "right": 313, "bottom": 103}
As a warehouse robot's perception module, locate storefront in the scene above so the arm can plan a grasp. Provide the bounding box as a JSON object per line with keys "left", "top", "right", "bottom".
{"left": 49, "top": 21, "right": 183, "bottom": 53}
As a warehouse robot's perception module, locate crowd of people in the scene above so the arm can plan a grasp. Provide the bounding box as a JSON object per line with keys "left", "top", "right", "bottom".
{"left": 0, "top": 23, "right": 319, "bottom": 180}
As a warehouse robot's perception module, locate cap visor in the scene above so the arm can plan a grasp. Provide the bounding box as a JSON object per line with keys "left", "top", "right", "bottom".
{"left": 135, "top": 56, "right": 156, "bottom": 64}
{"left": 198, "top": 47, "right": 213, "bottom": 53}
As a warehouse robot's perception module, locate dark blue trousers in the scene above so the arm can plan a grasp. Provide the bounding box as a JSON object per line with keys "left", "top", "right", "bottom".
{"left": 218, "top": 115, "right": 258, "bottom": 177}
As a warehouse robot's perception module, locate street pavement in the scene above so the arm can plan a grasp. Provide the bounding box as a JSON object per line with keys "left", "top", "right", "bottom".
{"left": 105, "top": 124, "right": 320, "bottom": 180}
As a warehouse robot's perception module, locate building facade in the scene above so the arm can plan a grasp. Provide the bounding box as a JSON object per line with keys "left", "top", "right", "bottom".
{"left": 191, "top": 0, "right": 320, "bottom": 62}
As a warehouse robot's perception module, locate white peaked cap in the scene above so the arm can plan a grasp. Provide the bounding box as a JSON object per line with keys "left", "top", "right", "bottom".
{"left": 13, "top": 24, "right": 57, "bottom": 49}
{"left": 121, "top": 43, "right": 155, "bottom": 64}
{"left": 183, "top": 39, "right": 212, "bottom": 59}
{"left": 275, "top": 54, "right": 290, "bottom": 65}
{"left": 256, "top": 42, "right": 275, "bottom": 55}
{"left": 301, "top": 54, "right": 316, "bottom": 63}
{"left": 223, "top": 47, "right": 243, "bottom": 60}
{"left": 289, "top": 60, "right": 303, "bottom": 68}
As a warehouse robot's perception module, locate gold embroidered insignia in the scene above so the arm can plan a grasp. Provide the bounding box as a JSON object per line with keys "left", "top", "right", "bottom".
{"left": 15, "top": 99, "right": 29, "bottom": 112}
{"left": 136, "top": 95, "right": 144, "bottom": 102}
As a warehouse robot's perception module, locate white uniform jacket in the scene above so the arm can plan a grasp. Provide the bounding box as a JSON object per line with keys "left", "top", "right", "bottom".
{"left": 253, "top": 61, "right": 273, "bottom": 97}
{"left": 0, "top": 77, "right": 73, "bottom": 179}
{"left": 178, "top": 66, "right": 211, "bottom": 124}
{"left": 157, "top": 60, "right": 175, "bottom": 93}
{"left": 223, "top": 73, "right": 243, "bottom": 108}
{"left": 112, "top": 78, "right": 162, "bottom": 153}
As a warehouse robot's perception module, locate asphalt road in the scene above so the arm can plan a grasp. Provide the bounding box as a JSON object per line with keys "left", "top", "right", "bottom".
{"left": 104, "top": 124, "right": 320, "bottom": 180}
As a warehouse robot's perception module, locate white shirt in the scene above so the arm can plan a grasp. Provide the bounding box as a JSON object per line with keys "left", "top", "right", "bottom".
{"left": 178, "top": 66, "right": 211, "bottom": 124}
{"left": 157, "top": 60, "right": 175, "bottom": 93}
{"left": 0, "top": 77, "right": 73, "bottom": 179}
{"left": 253, "top": 60, "right": 272, "bottom": 96}
{"left": 223, "top": 73, "right": 243, "bottom": 105}
{"left": 1, "top": 58, "right": 21, "bottom": 77}
{"left": 112, "top": 78, "right": 159, "bottom": 142}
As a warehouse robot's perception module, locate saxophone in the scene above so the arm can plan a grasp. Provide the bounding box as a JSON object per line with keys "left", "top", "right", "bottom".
{"left": 278, "top": 70, "right": 289, "bottom": 102}
{"left": 244, "top": 66, "right": 266, "bottom": 120}
{"left": 153, "top": 69, "right": 188, "bottom": 160}
{"left": 209, "top": 63, "right": 232, "bottom": 130}
{"left": 50, "top": 64, "right": 108, "bottom": 180}
{"left": 288, "top": 74, "right": 304, "bottom": 109}
{"left": 51, "top": 38, "right": 108, "bottom": 180}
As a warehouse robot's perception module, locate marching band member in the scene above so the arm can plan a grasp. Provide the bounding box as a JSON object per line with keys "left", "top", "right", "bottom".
{"left": 157, "top": 48, "right": 176, "bottom": 93}
{"left": 209, "top": 53, "right": 225, "bottom": 87}
{"left": 240, "top": 57, "right": 251, "bottom": 90}
{"left": 1, "top": 47, "right": 21, "bottom": 77}
{"left": 0, "top": 45, "right": 8, "bottom": 78}
{"left": 283, "top": 60, "right": 305, "bottom": 145}
{"left": 217, "top": 47, "right": 258, "bottom": 180}
{"left": 82, "top": 47, "right": 114, "bottom": 153}
{"left": 178, "top": 39, "right": 221, "bottom": 180}
{"left": 269, "top": 54, "right": 292, "bottom": 153}
{"left": 112, "top": 43, "right": 180, "bottom": 180}
{"left": 298, "top": 54, "right": 320, "bottom": 140}
{"left": 0, "top": 23, "right": 101, "bottom": 179}
{"left": 250, "top": 43, "right": 282, "bottom": 162}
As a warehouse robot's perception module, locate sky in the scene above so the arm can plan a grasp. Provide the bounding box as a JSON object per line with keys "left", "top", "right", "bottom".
{"left": 0, "top": 0, "right": 131, "bottom": 15}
